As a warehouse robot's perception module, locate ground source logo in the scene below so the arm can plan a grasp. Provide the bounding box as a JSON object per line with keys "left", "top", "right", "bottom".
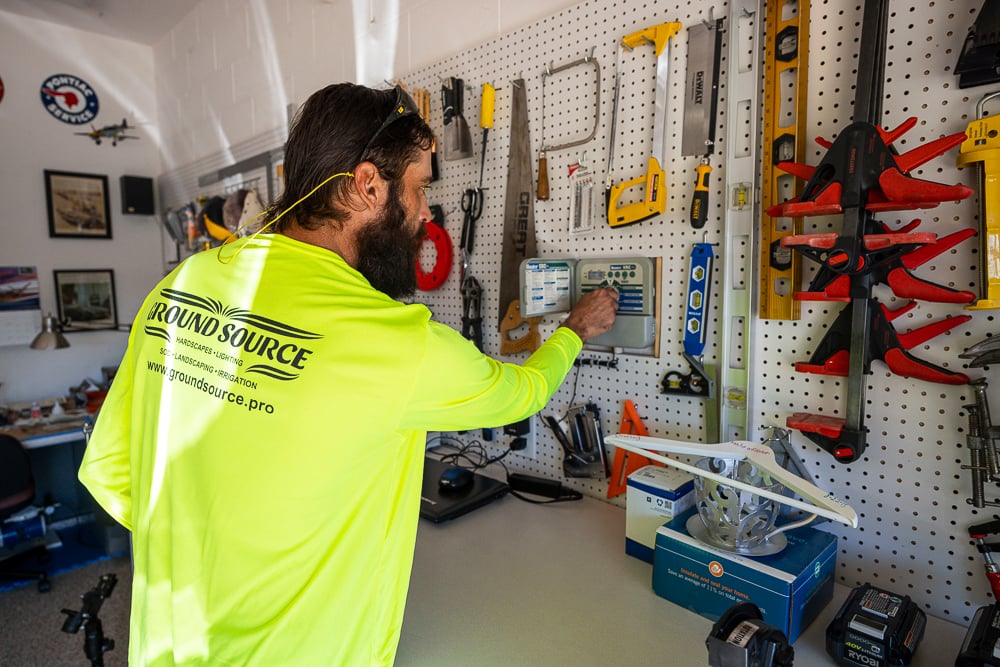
{"left": 39, "top": 73, "right": 99, "bottom": 124}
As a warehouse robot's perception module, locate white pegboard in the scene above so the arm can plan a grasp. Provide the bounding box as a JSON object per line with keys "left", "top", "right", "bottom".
{"left": 403, "top": 0, "right": 1000, "bottom": 627}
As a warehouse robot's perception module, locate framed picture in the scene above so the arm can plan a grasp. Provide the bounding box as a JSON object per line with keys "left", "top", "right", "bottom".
{"left": 44, "top": 170, "right": 112, "bottom": 239}
{"left": 53, "top": 269, "right": 118, "bottom": 331}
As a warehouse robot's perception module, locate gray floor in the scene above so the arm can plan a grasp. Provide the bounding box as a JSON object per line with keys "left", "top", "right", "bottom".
{"left": 0, "top": 554, "right": 131, "bottom": 666}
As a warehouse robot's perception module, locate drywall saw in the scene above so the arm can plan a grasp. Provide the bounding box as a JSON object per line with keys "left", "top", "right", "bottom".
{"left": 606, "top": 22, "right": 682, "bottom": 227}
{"left": 605, "top": 433, "right": 859, "bottom": 529}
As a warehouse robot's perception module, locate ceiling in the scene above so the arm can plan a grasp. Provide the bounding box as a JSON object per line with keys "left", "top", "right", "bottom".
{"left": 0, "top": 0, "right": 202, "bottom": 46}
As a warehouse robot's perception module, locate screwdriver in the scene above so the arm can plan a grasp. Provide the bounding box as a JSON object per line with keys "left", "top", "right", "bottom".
{"left": 478, "top": 83, "right": 495, "bottom": 188}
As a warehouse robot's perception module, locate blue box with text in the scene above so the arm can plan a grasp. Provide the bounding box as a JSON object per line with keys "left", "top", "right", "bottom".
{"left": 652, "top": 508, "right": 837, "bottom": 643}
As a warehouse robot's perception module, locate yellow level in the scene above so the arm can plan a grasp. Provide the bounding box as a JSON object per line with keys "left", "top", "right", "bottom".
{"left": 759, "top": 0, "right": 810, "bottom": 320}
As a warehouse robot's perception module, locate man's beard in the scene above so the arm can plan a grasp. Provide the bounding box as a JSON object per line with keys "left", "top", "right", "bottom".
{"left": 355, "top": 187, "right": 424, "bottom": 299}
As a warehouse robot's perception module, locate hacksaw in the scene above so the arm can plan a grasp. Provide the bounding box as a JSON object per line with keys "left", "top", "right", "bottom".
{"left": 606, "top": 22, "right": 681, "bottom": 228}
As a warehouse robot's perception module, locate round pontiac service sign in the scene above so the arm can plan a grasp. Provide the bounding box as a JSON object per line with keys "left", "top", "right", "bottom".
{"left": 39, "top": 73, "right": 99, "bottom": 124}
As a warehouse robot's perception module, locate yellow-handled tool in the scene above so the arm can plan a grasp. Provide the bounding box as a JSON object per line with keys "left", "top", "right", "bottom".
{"left": 606, "top": 22, "right": 681, "bottom": 228}
{"left": 681, "top": 18, "right": 724, "bottom": 229}
{"left": 478, "top": 83, "right": 495, "bottom": 188}
{"left": 690, "top": 160, "right": 712, "bottom": 227}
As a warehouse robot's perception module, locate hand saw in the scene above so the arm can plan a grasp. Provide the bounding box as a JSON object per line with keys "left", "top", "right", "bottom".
{"left": 605, "top": 433, "right": 859, "bottom": 528}
{"left": 682, "top": 17, "right": 725, "bottom": 229}
{"left": 498, "top": 79, "right": 539, "bottom": 353}
{"left": 606, "top": 22, "right": 681, "bottom": 228}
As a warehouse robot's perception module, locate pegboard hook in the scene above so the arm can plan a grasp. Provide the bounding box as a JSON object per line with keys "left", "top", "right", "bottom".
{"left": 701, "top": 7, "right": 716, "bottom": 30}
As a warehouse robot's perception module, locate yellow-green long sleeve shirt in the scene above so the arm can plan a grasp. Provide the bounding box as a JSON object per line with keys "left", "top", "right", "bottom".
{"left": 78, "top": 233, "right": 582, "bottom": 666}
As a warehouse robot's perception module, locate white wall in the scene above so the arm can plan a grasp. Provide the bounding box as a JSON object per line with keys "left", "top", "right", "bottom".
{"left": 153, "top": 0, "right": 582, "bottom": 171}
{"left": 0, "top": 11, "right": 163, "bottom": 402}
{"left": 0, "top": 0, "right": 580, "bottom": 402}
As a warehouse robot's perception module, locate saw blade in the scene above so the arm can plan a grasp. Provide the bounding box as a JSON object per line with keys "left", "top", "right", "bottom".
{"left": 682, "top": 18, "right": 723, "bottom": 157}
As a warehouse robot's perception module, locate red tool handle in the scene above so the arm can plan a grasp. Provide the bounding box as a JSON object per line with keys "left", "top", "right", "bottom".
{"left": 987, "top": 571, "right": 1000, "bottom": 601}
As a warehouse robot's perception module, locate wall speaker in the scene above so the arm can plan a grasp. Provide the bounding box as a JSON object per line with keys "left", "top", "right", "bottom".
{"left": 120, "top": 175, "right": 154, "bottom": 215}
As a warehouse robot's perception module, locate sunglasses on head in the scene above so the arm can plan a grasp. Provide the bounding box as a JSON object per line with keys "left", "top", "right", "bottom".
{"left": 358, "top": 85, "right": 420, "bottom": 162}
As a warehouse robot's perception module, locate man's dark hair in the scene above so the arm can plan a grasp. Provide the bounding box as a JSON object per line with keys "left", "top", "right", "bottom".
{"left": 267, "top": 83, "right": 434, "bottom": 232}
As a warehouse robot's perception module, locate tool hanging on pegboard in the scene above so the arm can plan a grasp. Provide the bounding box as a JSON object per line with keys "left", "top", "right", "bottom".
{"left": 568, "top": 155, "right": 598, "bottom": 234}
{"left": 536, "top": 51, "right": 600, "bottom": 201}
{"left": 605, "top": 22, "right": 681, "bottom": 228}
{"left": 415, "top": 205, "right": 452, "bottom": 291}
{"left": 955, "top": 1, "right": 1000, "bottom": 89}
{"left": 441, "top": 77, "right": 473, "bottom": 160}
{"left": 956, "top": 520, "right": 1000, "bottom": 666}
{"left": 955, "top": 378, "right": 1000, "bottom": 508}
{"left": 410, "top": 86, "right": 439, "bottom": 180}
{"left": 498, "top": 78, "right": 540, "bottom": 355}
{"left": 958, "top": 91, "right": 1000, "bottom": 310}
{"left": 774, "top": 0, "right": 974, "bottom": 463}
{"left": 457, "top": 85, "right": 495, "bottom": 351}
{"left": 682, "top": 14, "right": 724, "bottom": 229}
{"left": 661, "top": 242, "right": 718, "bottom": 442}
{"left": 758, "top": 0, "right": 809, "bottom": 320}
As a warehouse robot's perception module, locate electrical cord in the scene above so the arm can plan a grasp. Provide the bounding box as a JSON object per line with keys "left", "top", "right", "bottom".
{"left": 508, "top": 487, "right": 583, "bottom": 504}
{"left": 425, "top": 436, "right": 582, "bottom": 504}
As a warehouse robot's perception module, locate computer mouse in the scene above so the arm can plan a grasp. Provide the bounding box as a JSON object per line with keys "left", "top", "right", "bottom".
{"left": 438, "top": 466, "right": 474, "bottom": 493}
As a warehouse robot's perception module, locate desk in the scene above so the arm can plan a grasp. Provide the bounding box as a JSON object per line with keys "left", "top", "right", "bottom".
{"left": 3, "top": 413, "right": 89, "bottom": 449}
{"left": 398, "top": 494, "right": 966, "bottom": 666}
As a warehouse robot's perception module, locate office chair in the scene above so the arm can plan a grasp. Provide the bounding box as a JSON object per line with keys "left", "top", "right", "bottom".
{"left": 0, "top": 434, "right": 51, "bottom": 592}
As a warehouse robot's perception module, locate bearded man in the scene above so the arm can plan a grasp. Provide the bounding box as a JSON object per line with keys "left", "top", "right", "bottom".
{"left": 79, "top": 82, "right": 618, "bottom": 666}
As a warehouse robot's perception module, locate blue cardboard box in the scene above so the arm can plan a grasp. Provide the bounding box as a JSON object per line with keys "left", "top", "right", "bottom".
{"left": 652, "top": 508, "right": 837, "bottom": 643}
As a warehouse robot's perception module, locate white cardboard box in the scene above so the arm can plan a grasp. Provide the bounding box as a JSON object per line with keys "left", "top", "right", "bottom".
{"left": 625, "top": 464, "right": 695, "bottom": 562}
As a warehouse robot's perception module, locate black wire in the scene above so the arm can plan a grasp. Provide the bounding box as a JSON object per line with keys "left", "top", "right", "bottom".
{"left": 426, "top": 437, "right": 511, "bottom": 474}
{"left": 508, "top": 488, "right": 583, "bottom": 504}
{"left": 426, "top": 436, "right": 582, "bottom": 504}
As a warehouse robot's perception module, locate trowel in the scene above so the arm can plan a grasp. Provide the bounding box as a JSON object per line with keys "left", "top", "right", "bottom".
{"left": 441, "top": 77, "right": 473, "bottom": 160}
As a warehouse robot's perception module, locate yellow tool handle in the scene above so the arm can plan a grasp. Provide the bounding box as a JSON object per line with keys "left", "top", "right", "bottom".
{"left": 480, "top": 83, "right": 495, "bottom": 129}
{"left": 537, "top": 151, "right": 550, "bottom": 200}
{"left": 621, "top": 22, "right": 682, "bottom": 56}
{"left": 690, "top": 161, "right": 712, "bottom": 228}
{"left": 607, "top": 157, "right": 666, "bottom": 227}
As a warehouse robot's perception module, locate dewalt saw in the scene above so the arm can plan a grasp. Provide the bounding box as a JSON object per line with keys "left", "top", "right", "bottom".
{"left": 605, "top": 22, "right": 682, "bottom": 228}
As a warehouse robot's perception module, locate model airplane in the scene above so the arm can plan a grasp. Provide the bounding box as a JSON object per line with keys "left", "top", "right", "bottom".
{"left": 74, "top": 118, "right": 139, "bottom": 146}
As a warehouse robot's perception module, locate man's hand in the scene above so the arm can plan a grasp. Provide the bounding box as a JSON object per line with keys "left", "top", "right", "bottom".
{"left": 560, "top": 287, "right": 619, "bottom": 342}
